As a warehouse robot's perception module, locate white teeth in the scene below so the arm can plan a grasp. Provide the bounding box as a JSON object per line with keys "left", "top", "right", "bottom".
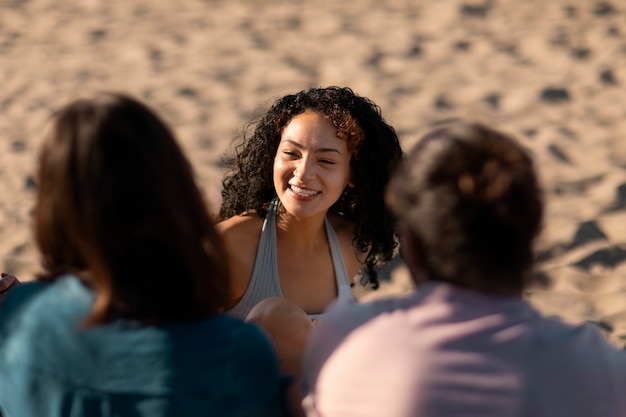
{"left": 290, "top": 185, "right": 319, "bottom": 196}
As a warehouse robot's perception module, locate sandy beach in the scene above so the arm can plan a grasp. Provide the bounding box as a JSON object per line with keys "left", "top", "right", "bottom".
{"left": 1, "top": 0, "right": 625, "bottom": 346}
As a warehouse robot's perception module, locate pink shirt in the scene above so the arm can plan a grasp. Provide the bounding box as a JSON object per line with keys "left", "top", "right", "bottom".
{"left": 302, "top": 281, "right": 626, "bottom": 417}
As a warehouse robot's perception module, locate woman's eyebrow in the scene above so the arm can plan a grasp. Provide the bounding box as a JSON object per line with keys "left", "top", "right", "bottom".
{"left": 316, "top": 147, "right": 342, "bottom": 155}
{"left": 281, "top": 139, "right": 343, "bottom": 155}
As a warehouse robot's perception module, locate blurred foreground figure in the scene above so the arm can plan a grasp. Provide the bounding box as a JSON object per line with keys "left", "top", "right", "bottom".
{"left": 302, "top": 122, "right": 626, "bottom": 417}
{"left": 0, "top": 93, "right": 288, "bottom": 417}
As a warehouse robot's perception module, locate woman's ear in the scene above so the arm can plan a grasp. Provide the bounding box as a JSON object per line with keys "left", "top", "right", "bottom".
{"left": 348, "top": 170, "right": 356, "bottom": 188}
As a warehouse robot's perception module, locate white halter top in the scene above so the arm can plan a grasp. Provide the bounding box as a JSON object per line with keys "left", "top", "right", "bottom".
{"left": 227, "top": 199, "right": 354, "bottom": 320}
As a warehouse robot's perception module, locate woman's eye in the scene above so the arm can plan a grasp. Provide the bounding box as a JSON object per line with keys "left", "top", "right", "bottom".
{"left": 283, "top": 150, "right": 298, "bottom": 158}
{"left": 320, "top": 159, "right": 336, "bottom": 165}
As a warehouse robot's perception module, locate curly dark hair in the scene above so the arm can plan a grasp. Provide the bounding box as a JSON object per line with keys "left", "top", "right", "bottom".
{"left": 220, "top": 86, "right": 404, "bottom": 288}
{"left": 386, "top": 122, "right": 544, "bottom": 294}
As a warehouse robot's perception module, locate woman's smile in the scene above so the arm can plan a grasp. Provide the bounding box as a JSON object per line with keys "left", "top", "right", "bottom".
{"left": 289, "top": 185, "right": 321, "bottom": 198}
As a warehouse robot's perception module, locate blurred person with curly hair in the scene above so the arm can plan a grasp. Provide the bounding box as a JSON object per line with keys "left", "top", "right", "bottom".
{"left": 301, "top": 122, "right": 626, "bottom": 417}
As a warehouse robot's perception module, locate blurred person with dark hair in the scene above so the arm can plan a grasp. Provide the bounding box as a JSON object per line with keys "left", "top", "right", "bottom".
{"left": 301, "top": 122, "right": 626, "bottom": 417}
{"left": 0, "top": 93, "right": 288, "bottom": 417}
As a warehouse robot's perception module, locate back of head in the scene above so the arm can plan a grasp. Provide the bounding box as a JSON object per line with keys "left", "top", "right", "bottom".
{"left": 35, "top": 93, "right": 230, "bottom": 324}
{"left": 386, "top": 122, "right": 543, "bottom": 295}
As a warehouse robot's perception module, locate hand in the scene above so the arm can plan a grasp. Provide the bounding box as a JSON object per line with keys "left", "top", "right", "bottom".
{"left": 0, "top": 272, "right": 21, "bottom": 309}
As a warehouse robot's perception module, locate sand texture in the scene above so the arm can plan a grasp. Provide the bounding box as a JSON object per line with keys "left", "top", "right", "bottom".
{"left": 1, "top": 0, "right": 625, "bottom": 346}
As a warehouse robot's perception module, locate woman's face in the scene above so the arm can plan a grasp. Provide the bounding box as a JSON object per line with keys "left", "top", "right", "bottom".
{"left": 273, "top": 111, "right": 353, "bottom": 221}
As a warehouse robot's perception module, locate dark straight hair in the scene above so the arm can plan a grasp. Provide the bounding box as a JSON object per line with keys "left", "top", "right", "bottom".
{"left": 35, "top": 93, "right": 231, "bottom": 325}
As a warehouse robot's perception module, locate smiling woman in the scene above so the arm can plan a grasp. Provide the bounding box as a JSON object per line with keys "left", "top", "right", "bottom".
{"left": 218, "top": 87, "right": 403, "bottom": 317}
{"left": 273, "top": 111, "right": 354, "bottom": 223}
{"left": 217, "top": 86, "right": 404, "bottom": 415}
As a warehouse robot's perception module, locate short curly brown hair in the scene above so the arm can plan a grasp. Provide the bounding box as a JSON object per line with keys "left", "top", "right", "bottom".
{"left": 220, "top": 87, "right": 404, "bottom": 288}
{"left": 386, "top": 122, "right": 543, "bottom": 294}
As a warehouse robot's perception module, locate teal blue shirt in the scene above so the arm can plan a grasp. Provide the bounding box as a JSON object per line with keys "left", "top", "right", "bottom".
{"left": 0, "top": 275, "right": 288, "bottom": 417}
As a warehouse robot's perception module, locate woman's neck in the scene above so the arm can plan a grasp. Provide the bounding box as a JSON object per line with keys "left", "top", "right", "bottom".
{"left": 275, "top": 209, "right": 328, "bottom": 252}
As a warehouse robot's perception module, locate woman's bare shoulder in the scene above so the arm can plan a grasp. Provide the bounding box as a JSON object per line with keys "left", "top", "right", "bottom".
{"left": 216, "top": 214, "right": 265, "bottom": 304}
{"left": 216, "top": 214, "right": 265, "bottom": 260}
{"left": 216, "top": 213, "right": 263, "bottom": 237}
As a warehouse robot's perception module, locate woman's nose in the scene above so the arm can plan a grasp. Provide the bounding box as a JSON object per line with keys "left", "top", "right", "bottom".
{"left": 294, "top": 157, "right": 314, "bottom": 180}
